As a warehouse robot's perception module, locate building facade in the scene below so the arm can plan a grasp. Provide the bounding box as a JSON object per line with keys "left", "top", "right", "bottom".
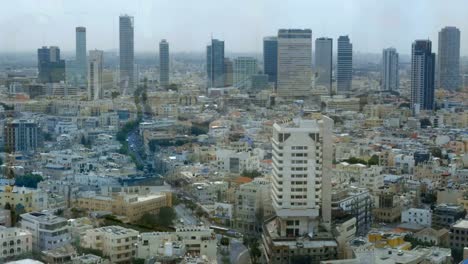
{"left": 263, "top": 36, "right": 278, "bottom": 84}
{"left": 0, "top": 226, "right": 32, "bottom": 260}
{"left": 401, "top": 208, "right": 432, "bottom": 227}
{"left": 75, "top": 26, "right": 87, "bottom": 85}
{"left": 337, "top": 36, "right": 353, "bottom": 93}
{"left": 20, "top": 212, "right": 70, "bottom": 251}
{"left": 4, "top": 119, "right": 39, "bottom": 153}
{"left": 37, "top": 46, "right": 66, "bottom": 83}
{"left": 411, "top": 40, "right": 435, "bottom": 113}
{"left": 206, "top": 39, "right": 225, "bottom": 88}
{"left": 382, "top": 47, "right": 399, "bottom": 91}
{"left": 159, "top": 39, "right": 170, "bottom": 87}
{"left": 315, "top": 37, "right": 333, "bottom": 94}
{"left": 87, "top": 50, "right": 104, "bottom": 100}
{"left": 119, "top": 15, "right": 135, "bottom": 94}
{"left": 233, "top": 57, "right": 257, "bottom": 88}
{"left": 438, "top": 26, "right": 460, "bottom": 90}
{"left": 277, "top": 29, "right": 312, "bottom": 98}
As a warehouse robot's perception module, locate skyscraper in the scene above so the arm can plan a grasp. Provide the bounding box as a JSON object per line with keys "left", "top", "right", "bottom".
{"left": 263, "top": 36, "right": 278, "bottom": 84}
{"left": 382, "top": 48, "right": 399, "bottom": 91}
{"left": 277, "top": 29, "right": 312, "bottom": 98}
{"left": 315, "top": 37, "right": 333, "bottom": 94}
{"left": 263, "top": 114, "right": 336, "bottom": 263}
{"left": 233, "top": 57, "right": 257, "bottom": 88}
{"left": 75, "top": 26, "right": 87, "bottom": 85}
{"left": 438, "top": 26, "right": 461, "bottom": 90}
{"left": 223, "top": 58, "right": 233, "bottom": 87}
{"left": 206, "top": 39, "right": 225, "bottom": 88}
{"left": 411, "top": 40, "right": 435, "bottom": 113}
{"left": 337, "top": 36, "right": 353, "bottom": 93}
{"left": 119, "top": 15, "right": 134, "bottom": 94}
{"left": 159, "top": 39, "right": 169, "bottom": 87}
{"left": 37, "top": 46, "right": 65, "bottom": 83}
{"left": 88, "top": 50, "right": 104, "bottom": 100}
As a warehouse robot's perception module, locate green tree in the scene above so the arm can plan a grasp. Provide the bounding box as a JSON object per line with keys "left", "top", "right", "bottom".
{"left": 242, "top": 170, "right": 262, "bottom": 179}
{"left": 368, "top": 155, "right": 379, "bottom": 166}
{"left": 14, "top": 174, "right": 44, "bottom": 188}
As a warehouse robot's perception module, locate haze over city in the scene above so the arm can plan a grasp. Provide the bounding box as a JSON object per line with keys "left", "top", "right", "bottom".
{"left": 1, "top": 0, "right": 468, "bottom": 54}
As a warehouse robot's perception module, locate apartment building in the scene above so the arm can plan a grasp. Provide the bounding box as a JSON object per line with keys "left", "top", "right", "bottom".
{"left": 20, "top": 212, "right": 70, "bottom": 251}
{"left": 0, "top": 226, "right": 32, "bottom": 260}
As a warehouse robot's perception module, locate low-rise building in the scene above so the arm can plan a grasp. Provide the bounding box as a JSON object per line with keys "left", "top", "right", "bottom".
{"left": 450, "top": 219, "right": 468, "bottom": 250}
{"left": 401, "top": 208, "right": 432, "bottom": 227}
{"left": 20, "top": 212, "right": 70, "bottom": 251}
{"left": 81, "top": 225, "right": 139, "bottom": 263}
{"left": 432, "top": 203, "right": 465, "bottom": 229}
{"left": 137, "top": 226, "right": 217, "bottom": 260}
{"left": 0, "top": 226, "right": 32, "bottom": 260}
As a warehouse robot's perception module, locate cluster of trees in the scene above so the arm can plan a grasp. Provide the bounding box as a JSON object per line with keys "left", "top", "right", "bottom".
{"left": 15, "top": 173, "right": 43, "bottom": 188}
{"left": 242, "top": 170, "right": 262, "bottom": 179}
{"left": 243, "top": 236, "right": 262, "bottom": 264}
{"left": 148, "top": 138, "right": 192, "bottom": 152}
{"left": 137, "top": 207, "right": 177, "bottom": 228}
{"left": 343, "top": 155, "right": 379, "bottom": 166}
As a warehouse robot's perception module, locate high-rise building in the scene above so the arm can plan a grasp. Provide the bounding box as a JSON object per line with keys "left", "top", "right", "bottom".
{"left": 224, "top": 58, "right": 233, "bottom": 87}
{"left": 382, "top": 48, "right": 399, "bottom": 91}
{"left": 75, "top": 26, "right": 87, "bottom": 85}
{"left": 263, "top": 115, "right": 336, "bottom": 263}
{"left": 315, "top": 37, "right": 333, "bottom": 94}
{"left": 438, "top": 26, "right": 461, "bottom": 90}
{"left": 37, "top": 46, "right": 65, "bottom": 83}
{"left": 4, "top": 119, "right": 39, "bottom": 153}
{"left": 159, "top": 39, "right": 169, "bottom": 87}
{"left": 411, "top": 40, "right": 435, "bottom": 113}
{"left": 119, "top": 15, "right": 134, "bottom": 94}
{"left": 206, "top": 39, "right": 225, "bottom": 88}
{"left": 263, "top": 36, "right": 278, "bottom": 84}
{"left": 337, "top": 36, "right": 353, "bottom": 93}
{"left": 277, "top": 29, "right": 312, "bottom": 98}
{"left": 88, "top": 50, "right": 104, "bottom": 100}
{"left": 233, "top": 57, "right": 257, "bottom": 88}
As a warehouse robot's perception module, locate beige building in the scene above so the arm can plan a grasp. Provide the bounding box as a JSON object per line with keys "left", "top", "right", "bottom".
{"left": 82, "top": 225, "right": 138, "bottom": 263}
{"left": 74, "top": 192, "right": 172, "bottom": 222}
{"left": 0, "top": 226, "right": 32, "bottom": 260}
{"left": 137, "top": 226, "right": 217, "bottom": 260}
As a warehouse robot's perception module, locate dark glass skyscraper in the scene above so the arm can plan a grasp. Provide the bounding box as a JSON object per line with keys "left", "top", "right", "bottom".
{"left": 159, "top": 39, "right": 169, "bottom": 87}
{"left": 438, "top": 26, "right": 460, "bottom": 90}
{"left": 119, "top": 15, "right": 134, "bottom": 94}
{"left": 411, "top": 40, "right": 435, "bottom": 113}
{"left": 75, "top": 26, "right": 87, "bottom": 85}
{"left": 263, "top": 36, "right": 278, "bottom": 84}
{"left": 206, "top": 39, "right": 225, "bottom": 88}
{"left": 315, "top": 37, "right": 333, "bottom": 94}
{"left": 337, "top": 36, "right": 353, "bottom": 93}
{"left": 37, "top": 46, "right": 65, "bottom": 83}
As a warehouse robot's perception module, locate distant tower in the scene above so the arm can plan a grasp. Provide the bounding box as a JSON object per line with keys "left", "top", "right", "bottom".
{"left": 119, "top": 15, "right": 135, "bottom": 94}
{"left": 159, "top": 39, "right": 170, "bottom": 87}
{"left": 277, "top": 29, "right": 312, "bottom": 98}
{"left": 337, "top": 36, "right": 353, "bottom": 93}
{"left": 37, "top": 46, "right": 65, "bottom": 83}
{"left": 438, "top": 26, "right": 461, "bottom": 90}
{"left": 315, "top": 37, "right": 333, "bottom": 94}
{"left": 88, "top": 50, "right": 104, "bottom": 100}
{"left": 75, "top": 27, "right": 87, "bottom": 85}
{"left": 263, "top": 36, "right": 278, "bottom": 85}
{"left": 223, "top": 58, "right": 233, "bottom": 87}
{"left": 206, "top": 39, "right": 225, "bottom": 89}
{"left": 382, "top": 48, "right": 399, "bottom": 91}
{"left": 233, "top": 57, "right": 257, "bottom": 89}
{"left": 411, "top": 40, "right": 435, "bottom": 114}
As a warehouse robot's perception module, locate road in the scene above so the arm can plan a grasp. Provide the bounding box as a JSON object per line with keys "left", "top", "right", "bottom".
{"left": 127, "top": 127, "right": 145, "bottom": 168}
{"left": 216, "top": 235, "right": 250, "bottom": 264}
{"left": 174, "top": 204, "right": 199, "bottom": 226}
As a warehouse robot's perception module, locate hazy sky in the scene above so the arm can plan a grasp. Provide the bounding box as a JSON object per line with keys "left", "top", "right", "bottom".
{"left": 1, "top": 0, "right": 467, "bottom": 55}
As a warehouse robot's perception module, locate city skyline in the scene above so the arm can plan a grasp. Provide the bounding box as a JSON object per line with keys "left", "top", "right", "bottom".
{"left": 1, "top": 0, "right": 468, "bottom": 55}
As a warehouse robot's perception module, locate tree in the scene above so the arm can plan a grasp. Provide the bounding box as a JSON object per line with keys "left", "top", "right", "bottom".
{"left": 431, "top": 147, "right": 442, "bottom": 159}
{"left": 368, "top": 155, "right": 379, "bottom": 166}
{"left": 14, "top": 174, "right": 44, "bottom": 188}
{"left": 111, "top": 91, "right": 120, "bottom": 100}
{"left": 242, "top": 170, "right": 262, "bottom": 179}
{"left": 138, "top": 207, "right": 176, "bottom": 228}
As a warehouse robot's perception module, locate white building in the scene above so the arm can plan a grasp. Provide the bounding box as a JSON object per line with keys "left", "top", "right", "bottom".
{"left": 137, "top": 226, "right": 217, "bottom": 260}
{"left": 401, "top": 208, "right": 432, "bottom": 227}
{"left": 394, "top": 154, "right": 415, "bottom": 174}
{"left": 382, "top": 48, "right": 399, "bottom": 91}
{"left": 271, "top": 115, "right": 333, "bottom": 235}
{"left": 88, "top": 49, "right": 104, "bottom": 100}
{"left": 215, "top": 148, "right": 261, "bottom": 173}
{"left": 20, "top": 212, "right": 70, "bottom": 251}
{"left": 277, "top": 29, "right": 312, "bottom": 98}
{"left": 0, "top": 226, "right": 32, "bottom": 260}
